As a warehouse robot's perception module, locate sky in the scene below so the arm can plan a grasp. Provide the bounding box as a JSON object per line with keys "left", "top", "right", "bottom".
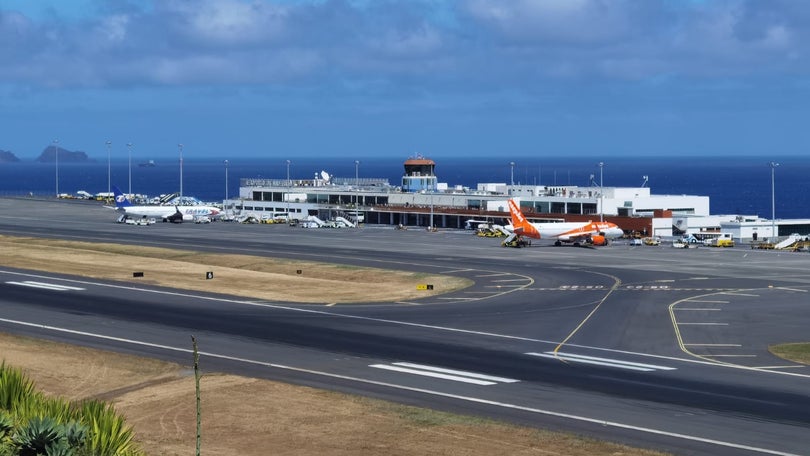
{"left": 2, "top": 0, "right": 810, "bottom": 160}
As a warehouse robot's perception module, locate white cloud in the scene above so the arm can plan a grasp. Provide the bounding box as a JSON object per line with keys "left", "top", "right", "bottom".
{"left": 161, "top": 0, "right": 290, "bottom": 46}
{"left": 3, "top": 0, "right": 810, "bottom": 90}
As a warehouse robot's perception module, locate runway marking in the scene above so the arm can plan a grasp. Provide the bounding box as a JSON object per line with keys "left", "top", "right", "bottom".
{"left": 755, "top": 365, "right": 805, "bottom": 370}
{"left": 527, "top": 352, "right": 676, "bottom": 372}
{"left": 475, "top": 273, "right": 512, "bottom": 277}
{"left": 436, "top": 297, "right": 477, "bottom": 301}
{"left": 561, "top": 285, "right": 606, "bottom": 290}
{"left": 370, "top": 362, "right": 519, "bottom": 386}
{"left": 675, "top": 308, "right": 722, "bottom": 311}
{"left": 437, "top": 269, "right": 473, "bottom": 274}
{"left": 5, "top": 281, "right": 85, "bottom": 291}
{"left": 683, "top": 344, "right": 741, "bottom": 347}
{"left": 484, "top": 285, "right": 525, "bottom": 288}
{"left": 703, "top": 355, "right": 757, "bottom": 358}
{"left": 721, "top": 292, "right": 759, "bottom": 297}
{"left": 493, "top": 278, "right": 531, "bottom": 283}
{"left": 775, "top": 287, "right": 807, "bottom": 293}
{"left": 0, "top": 316, "right": 797, "bottom": 456}
{"left": 676, "top": 322, "right": 728, "bottom": 326}
{"left": 684, "top": 300, "right": 728, "bottom": 303}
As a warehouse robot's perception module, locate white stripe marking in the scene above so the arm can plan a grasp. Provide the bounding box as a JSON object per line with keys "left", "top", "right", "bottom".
{"left": 527, "top": 352, "right": 676, "bottom": 372}
{"left": 6, "top": 281, "right": 85, "bottom": 291}
{"left": 370, "top": 364, "right": 495, "bottom": 385}
{"left": 393, "top": 362, "right": 519, "bottom": 383}
{"left": 677, "top": 322, "right": 729, "bottom": 326}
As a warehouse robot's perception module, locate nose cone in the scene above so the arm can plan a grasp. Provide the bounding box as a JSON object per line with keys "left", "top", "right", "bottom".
{"left": 607, "top": 227, "right": 624, "bottom": 239}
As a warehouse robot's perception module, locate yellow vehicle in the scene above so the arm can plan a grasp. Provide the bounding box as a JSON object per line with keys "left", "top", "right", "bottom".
{"left": 714, "top": 238, "right": 734, "bottom": 247}
{"left": 642, "top": 237, "right": 661, "bottom": 246}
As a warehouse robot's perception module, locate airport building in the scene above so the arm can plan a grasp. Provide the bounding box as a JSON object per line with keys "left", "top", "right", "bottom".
{"left": 226, "top": 156, "right": 806, "bottom": 241}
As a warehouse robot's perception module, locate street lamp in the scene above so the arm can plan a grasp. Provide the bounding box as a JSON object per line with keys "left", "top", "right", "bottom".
{"left": 598, "top": 161, "right": 604, "bottom": 222}
{"left": 178, "top": 144, "right": 184, "bottom": 201}
{"left": 224, "top": 159, "right": 229, "bottom": 202}
{"left": 769, "top": 161, "right": 779, "bottom": 240}
{"left": 510, "top": 161, "right": 515, "bottom": 186}
{"left": 105, "top": 140, "right": 112, "bottom": 197}
{"left": 286, "top": 159, "right": 291, "bottom": 218}
{"left": 127, "top": 143, "right": 133, "bottom": 196}
{"left": 53, "top": 139, "right": 59, "bottom": 197}
{"left": 354, "top": 160, "right": 360, "bottom": 226}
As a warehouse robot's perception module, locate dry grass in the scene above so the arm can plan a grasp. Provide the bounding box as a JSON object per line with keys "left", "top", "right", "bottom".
{"left": 769, "top": 343, "right": 810, "bottom": 365}
{"left": 0, "top": 235, "right": 470, "bottom": 303}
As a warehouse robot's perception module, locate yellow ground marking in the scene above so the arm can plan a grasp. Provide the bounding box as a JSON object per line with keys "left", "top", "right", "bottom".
{"left": 553, "top": 271, "right": 622, "bottom": 356}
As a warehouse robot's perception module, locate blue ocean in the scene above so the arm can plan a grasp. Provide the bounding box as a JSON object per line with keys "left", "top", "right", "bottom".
{"left": 1, "top": 155, "right": 807, "bottom": 219}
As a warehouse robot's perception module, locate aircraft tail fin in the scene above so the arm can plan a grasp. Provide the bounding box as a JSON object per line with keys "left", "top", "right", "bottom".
{"left": 507, "top": 199, "right": 540, "bottom": 238}
{"left": 112, "top": 186, "right": 132, "bottom": 208}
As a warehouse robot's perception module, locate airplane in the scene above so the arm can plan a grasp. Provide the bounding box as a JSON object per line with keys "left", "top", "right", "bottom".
{"left": 504, "top": 199, "right": 624, "bottom": 247}
{"left": 111, "top": 186, "right": 221, "bottom": 223}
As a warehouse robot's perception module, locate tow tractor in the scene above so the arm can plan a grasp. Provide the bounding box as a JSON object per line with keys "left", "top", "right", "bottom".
{"left": 501, "top": 233, "right": 530, "bottom": 248}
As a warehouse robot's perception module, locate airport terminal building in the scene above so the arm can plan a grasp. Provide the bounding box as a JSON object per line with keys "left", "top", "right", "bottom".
{"left": 225, "top": 156, "right": 807, "bottom": 241}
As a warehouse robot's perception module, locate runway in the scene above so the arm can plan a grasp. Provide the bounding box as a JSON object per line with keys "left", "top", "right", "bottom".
{"left": 1, "top": 198, "right": 809, "bottom": 455}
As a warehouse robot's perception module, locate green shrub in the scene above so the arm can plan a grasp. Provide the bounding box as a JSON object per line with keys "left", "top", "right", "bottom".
{"left": 0, "top": 362, "right": 40, "bottom": 413}
{"left": 79, "top": 400, "right": 139, "bottom": 456}
{"left": 13, "top": 415, "right": 61, "bottom": 456}
{"left": 1, "top": 361, "right": 142, "bottom": 456}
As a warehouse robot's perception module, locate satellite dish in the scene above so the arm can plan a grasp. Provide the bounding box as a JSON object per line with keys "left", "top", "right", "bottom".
{"left": 320, "top": 171, "right": 331, "bottom": 182}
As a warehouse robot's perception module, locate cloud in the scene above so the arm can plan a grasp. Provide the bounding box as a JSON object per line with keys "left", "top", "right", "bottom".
{"left": 2, "top": 0, "right": 810, "bottom": 91}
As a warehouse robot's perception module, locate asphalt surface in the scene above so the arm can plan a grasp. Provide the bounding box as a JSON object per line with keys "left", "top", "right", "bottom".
{"left": 1, "top": 197, "right": 809, "bottom": 455}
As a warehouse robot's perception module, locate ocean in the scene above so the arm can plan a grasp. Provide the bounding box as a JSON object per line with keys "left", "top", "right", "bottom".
{"left": 1, "top": 155, "right": 807, "bottom": 219}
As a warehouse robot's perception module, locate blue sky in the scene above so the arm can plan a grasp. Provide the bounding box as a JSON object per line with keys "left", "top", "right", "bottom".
{"left": 2, "top": 0, "right": 810, "bottom": 160}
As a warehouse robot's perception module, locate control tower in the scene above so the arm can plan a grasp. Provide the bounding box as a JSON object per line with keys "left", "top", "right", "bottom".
{"left": 401, "top": 155, "right": 437, "bottom": 193}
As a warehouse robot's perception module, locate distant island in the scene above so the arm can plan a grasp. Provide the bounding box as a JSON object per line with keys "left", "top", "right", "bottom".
{"left": 0, "top": 150, "right": 21, "bottom": 163}
{"left": 36, "top": 146, "right": 94, "bottom": 163}
{"left": 139, "top": 159, "right": 157, "bottom": 167}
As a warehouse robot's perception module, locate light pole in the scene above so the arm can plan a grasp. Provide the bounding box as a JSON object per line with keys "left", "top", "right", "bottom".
{"left": 286, "top": 159, "right": 291, "bottom": 218}
{"left": 224, "top": 159, "right": 229, "bottom": 202}
{"left": 105, "top": 140, "right": 112, "bottom": 197}
{"left": 598, "top": 161, "right": 604, "bottom": 222}
{"left": 127, "top": 143, "right": 133, "bottom": 196}
{"left": 354, "top": 160, "right": 360, "bottom": 226}
{"left": 53, "top": 139, "right": 59, "bottom": 197}
{"left": 769, "top": 161, "right": 779, "bottom": 240}
{"left": 510, "top": 161, "right": 515, "bottom": 186}
{"left": 178, "top": 144, "right": 184, "bottom": 201}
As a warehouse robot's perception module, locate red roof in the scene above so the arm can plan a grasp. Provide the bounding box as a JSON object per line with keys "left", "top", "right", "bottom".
{"left": 404, "top": 159, "right": 435, "bottom": 166}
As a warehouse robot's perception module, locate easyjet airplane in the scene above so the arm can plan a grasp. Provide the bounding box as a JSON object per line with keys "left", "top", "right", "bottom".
{"left": 505, "top": 199, "right": 624, "bottom": 246}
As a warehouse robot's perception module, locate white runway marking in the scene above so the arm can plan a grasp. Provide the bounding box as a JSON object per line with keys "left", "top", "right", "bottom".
{"left": 370, "top": 362, "right": 519, "bottom": 386}
{"left": 527, "top": 352, "right": 676, "bottom": 372}
{"left": 6, "top": 281, "right": 85, "bottom": 291}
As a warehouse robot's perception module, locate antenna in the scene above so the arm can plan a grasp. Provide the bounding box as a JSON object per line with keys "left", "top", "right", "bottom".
{"left": 641, "top": 175, "right": 649, "bottom": 188}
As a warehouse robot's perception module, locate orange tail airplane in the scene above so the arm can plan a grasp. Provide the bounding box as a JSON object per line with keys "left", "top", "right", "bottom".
{"left": 505, "top": 199, "right": 624, "bottom": 246}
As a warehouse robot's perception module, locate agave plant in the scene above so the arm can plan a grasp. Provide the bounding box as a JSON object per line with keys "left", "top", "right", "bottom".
{"left": 61, "top": 421, "right": 88, "bottom": 448}
{"left": 13, "top": 415, "right": 61, "bottom": 456}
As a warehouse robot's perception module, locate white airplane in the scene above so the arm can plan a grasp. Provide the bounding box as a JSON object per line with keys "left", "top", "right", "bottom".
{"left": 111, "top": 186, "right": 221, "bottom": 223}
{"left": 504, "top": 199, "right": 624, "bottom": 246}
